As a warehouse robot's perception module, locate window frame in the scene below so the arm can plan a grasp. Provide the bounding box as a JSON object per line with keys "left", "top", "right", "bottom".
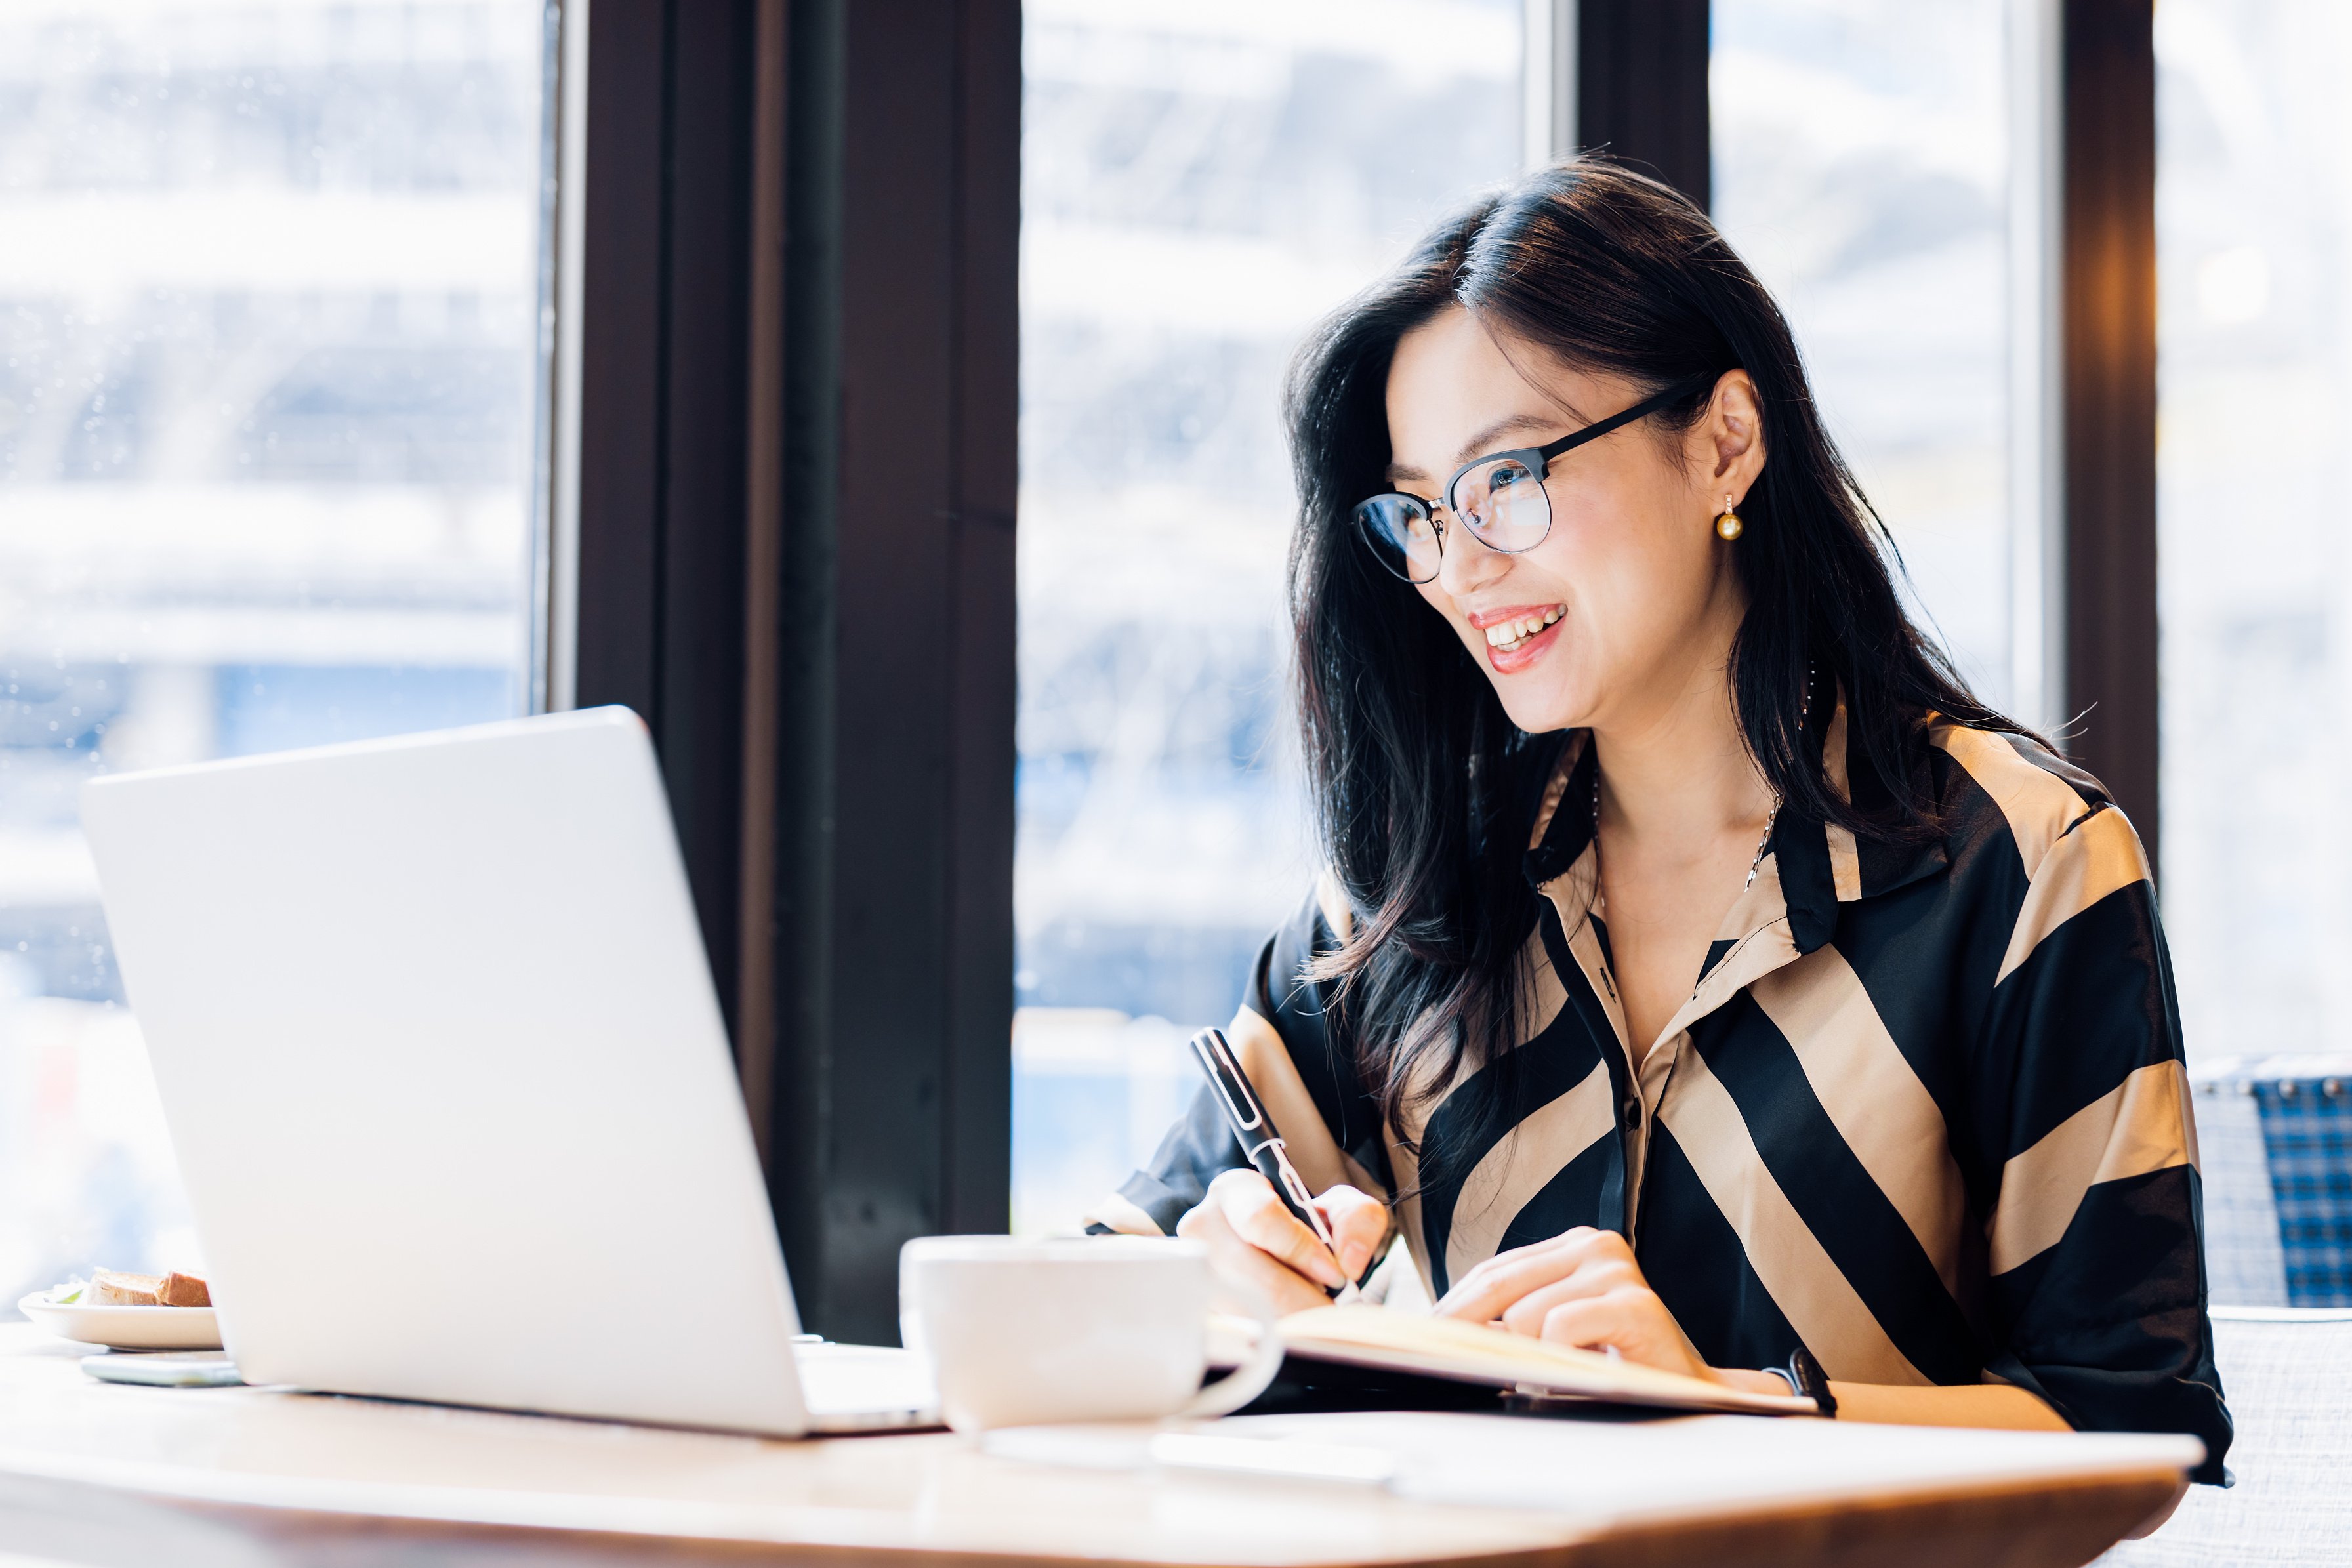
{"left": 567, "top": 0, "right": 1017, "bottom": 1346}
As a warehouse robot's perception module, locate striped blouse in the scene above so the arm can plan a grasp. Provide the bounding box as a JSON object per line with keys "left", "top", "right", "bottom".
{"left": 1090, "top": 701, "right": 2232, "bottom": 1479}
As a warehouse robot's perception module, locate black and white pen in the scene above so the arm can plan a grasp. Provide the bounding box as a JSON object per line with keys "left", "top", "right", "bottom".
{"left": 1188, "top": 1027, "right": 1362, "bottom": 1305}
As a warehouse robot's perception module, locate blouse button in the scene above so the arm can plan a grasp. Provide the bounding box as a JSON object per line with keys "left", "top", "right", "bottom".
{"left": 1621, "top": 1099, "right": 1643, "bottom": 1130}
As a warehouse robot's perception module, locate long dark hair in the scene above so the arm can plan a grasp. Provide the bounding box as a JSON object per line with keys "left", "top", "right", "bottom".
{"left": 1285, "top": 159, "right": 2020, "bottom": 1166}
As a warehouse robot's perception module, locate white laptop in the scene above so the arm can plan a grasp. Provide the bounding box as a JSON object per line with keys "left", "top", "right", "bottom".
{"left": 80, "top": 707, "right": 936, "bottom": 1435}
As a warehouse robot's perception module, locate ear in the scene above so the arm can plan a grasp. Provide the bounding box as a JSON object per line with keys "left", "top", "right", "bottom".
{"left": 1692, "top": 369, "right": 1767, "bottom": 508}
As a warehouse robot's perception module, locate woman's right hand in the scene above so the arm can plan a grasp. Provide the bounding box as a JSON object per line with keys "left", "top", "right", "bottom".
{"left": 1175, "top": 1168, "right": 1390, "bottom": 1315}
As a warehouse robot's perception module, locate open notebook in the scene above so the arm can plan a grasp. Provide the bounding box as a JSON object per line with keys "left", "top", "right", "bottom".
{"left": 1277, "top": 1306, "right": 1818, "bottom": 1416}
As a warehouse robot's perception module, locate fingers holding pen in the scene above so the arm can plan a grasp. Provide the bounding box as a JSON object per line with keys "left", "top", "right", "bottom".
{"left": 1191, "top": 1169, "right": 1348, "bottom": 1290}
{"left": 1313, "top": 1184, "right": 1390, "bottom": 1281}
{"left": 1176, "top": 1196, "right": 1334, "bottom": 1316}
{"left": 1218, "top": 1168, "right": 1348, "bottom": 1287}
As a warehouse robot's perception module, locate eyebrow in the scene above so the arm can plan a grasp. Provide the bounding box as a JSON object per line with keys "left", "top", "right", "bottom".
{"left": 1384, "top": 411, "right": 1573, "bottom": 486}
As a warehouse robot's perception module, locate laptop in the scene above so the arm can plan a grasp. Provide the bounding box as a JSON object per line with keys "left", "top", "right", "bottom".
{"left": 80, "top": 707, "right": 937, "bottom": 1435}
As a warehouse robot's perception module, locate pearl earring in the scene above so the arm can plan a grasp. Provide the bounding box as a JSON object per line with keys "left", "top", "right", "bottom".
{"left": 1714, "top": 494, "right": 1744, "bottom": 541}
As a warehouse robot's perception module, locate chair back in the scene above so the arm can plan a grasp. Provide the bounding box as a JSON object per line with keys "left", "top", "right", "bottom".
{"left": 2193, "top": 1059, "right": 2352, "bottom": 1307}
{"left": 2095, "top": 1307, "right": 2352, "bottom": 1562}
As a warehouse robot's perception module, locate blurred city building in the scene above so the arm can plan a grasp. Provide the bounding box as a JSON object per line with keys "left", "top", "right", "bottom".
{"left": 1713, "top": 0, "right": 2013, "bottom": 707}
{"left": 2155, "top": 0, "right": 2352, "bottom": 1066}
{"left": 0, "top": 0, "right": 545, "bottom": 1303}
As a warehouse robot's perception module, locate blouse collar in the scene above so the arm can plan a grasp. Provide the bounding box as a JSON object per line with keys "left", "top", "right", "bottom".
{"left": 1518, "top": 688, "right": 1949, "bottom": 957}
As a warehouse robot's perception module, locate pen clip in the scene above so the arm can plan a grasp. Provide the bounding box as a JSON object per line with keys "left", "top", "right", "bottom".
{"left": 1189, "top": 1028, "right": 1266, "bottom": 1134}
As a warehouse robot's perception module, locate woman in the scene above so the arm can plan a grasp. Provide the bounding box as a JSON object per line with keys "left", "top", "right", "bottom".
{"left": 1087, "top": 160, "right": 2229, "bottom": 1477}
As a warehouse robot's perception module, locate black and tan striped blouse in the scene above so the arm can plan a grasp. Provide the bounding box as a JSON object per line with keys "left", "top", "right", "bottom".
{"left": 1090, "top": 701, "right": 2231, "bottom": 1479}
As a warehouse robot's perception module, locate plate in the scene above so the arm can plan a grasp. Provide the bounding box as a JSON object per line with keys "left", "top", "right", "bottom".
{"left": 17, "top": 1293, "right": 222, "bottom": 1351}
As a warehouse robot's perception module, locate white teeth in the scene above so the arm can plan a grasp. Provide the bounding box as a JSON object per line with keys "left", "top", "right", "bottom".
{"left": 1481, "top": 606, "right": 1564, "bottom": 652}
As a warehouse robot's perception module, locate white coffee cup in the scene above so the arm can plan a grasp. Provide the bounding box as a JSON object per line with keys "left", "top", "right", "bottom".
{"left": 899, "top": 1234, "right": 1285, "bottom": 1432}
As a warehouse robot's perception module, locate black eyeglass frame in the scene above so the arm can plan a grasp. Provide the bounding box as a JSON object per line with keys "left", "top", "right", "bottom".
{"left": 1352, "top": 374, "right": 1718, "bottom": 583}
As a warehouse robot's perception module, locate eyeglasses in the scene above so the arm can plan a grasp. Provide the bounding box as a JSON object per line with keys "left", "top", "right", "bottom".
{"left": 1351, "top": 376, "right": 1712, "bottom": 584}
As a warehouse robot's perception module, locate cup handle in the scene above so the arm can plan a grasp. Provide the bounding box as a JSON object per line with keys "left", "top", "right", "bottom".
{"left": 1174, "top": 1277, "right": 1286, "bottom": 1421}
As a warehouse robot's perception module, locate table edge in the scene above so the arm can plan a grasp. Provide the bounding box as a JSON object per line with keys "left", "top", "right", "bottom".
{"left": 0, "top": 1438, "right": 2192, "bottom": 1568}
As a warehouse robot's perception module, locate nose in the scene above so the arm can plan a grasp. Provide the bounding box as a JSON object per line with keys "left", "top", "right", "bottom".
{"left": 1434, "top": 506, "right": 1512, "bottom": 598}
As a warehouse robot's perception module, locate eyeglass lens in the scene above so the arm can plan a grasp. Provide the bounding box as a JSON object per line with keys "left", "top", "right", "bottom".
{"left": 1352, "top": 455, "right": 1552, "bottom": 583}
{"left": 1354, "top": 494, "right": 1441, "bottom": 581}
{"left": 1449, "top": 457, "right": 1548, "bottom": 549}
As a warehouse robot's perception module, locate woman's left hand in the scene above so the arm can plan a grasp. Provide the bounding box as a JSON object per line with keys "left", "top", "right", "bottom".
{"left": 1432, "top": 1226, "right": 1729, "bottom": 1387}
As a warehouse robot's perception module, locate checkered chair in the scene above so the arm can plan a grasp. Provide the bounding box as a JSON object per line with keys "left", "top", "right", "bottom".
{"left": 2194, "top": 1059, "right": 2352, "bottom": 1308}
{"left": 2097, "top": 1060, "right": 2352, "bottom": 1563}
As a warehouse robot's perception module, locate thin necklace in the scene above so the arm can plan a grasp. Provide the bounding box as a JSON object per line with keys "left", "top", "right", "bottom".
{"left": 1590, "top": 663, "right": 1815, "bottom": 894}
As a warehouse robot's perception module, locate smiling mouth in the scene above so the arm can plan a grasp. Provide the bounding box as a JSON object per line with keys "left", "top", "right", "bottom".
{"left": 1482, "top": 605, "right": 1563, "bottom": 653}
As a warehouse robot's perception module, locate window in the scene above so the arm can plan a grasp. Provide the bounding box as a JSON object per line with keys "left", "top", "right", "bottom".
{"left": 1012, "top": 0, "right": 1524, "bottom": 1234}
{"left": 1710, "top": 0, "right": 2025, "bottom": 712}
{"left": 0, "top": 0, "right": 554, "bottom": 1300}
{"left": 2156, "top": 1, "right": 2348, "bottom": 1064}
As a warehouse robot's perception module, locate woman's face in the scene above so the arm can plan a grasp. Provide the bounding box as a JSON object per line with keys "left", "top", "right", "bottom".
{"left": 1383, "top": 306, "right": 1764, "bottom": 736}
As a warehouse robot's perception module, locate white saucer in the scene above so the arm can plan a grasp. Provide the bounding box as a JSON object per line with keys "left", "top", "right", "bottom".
{"left": 18, "top": 1293, "right": 222, "bottom": 1351}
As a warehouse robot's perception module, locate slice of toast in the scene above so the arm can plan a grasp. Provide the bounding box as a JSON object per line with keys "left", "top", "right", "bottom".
{"left": 155, "top": 1272, "right": 211, "bottom": 1308}
{"left": 91, "top": 1270, "right": 164, "bottom": 1307}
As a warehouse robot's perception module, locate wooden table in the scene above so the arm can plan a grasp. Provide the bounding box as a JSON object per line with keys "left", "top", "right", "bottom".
{"left": 0, "top": 1327, "right": 2196, "bottom": 1568}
